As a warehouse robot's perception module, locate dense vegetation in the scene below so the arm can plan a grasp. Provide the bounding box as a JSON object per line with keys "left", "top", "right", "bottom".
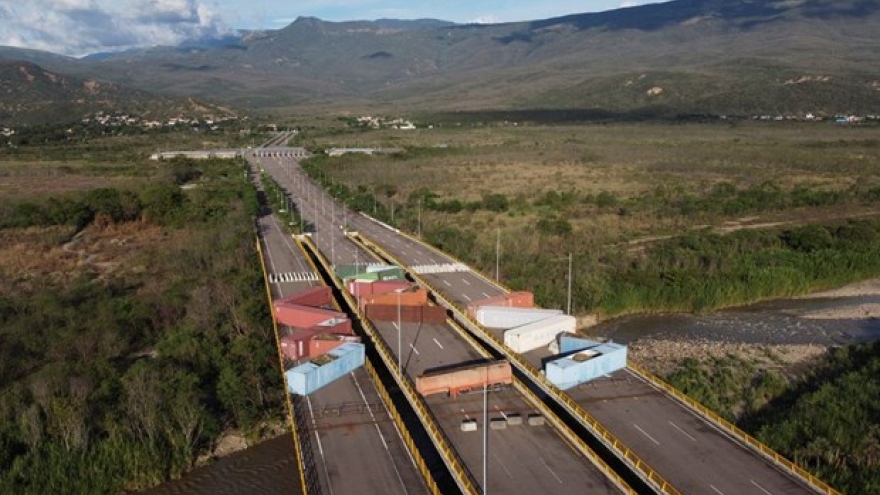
{"left": 0, "top": 158, "right": 282, "bottom": 493}
{"left": 667, "top": 343, "right": 880, "bottom": 494}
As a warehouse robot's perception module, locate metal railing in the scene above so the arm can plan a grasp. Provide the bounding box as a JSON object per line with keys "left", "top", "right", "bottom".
{"left": 299, "top": 235, "right": 480, "bottom": 495}
{"left": 254, "top": 237, "right": 311, "bottom": 495}
{"left": 355, "top": 232, "right": 680, "bottom": 495}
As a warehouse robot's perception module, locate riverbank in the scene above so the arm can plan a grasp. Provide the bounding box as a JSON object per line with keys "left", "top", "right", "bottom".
{"left": 609, "top": 277, "right": 880, "bottom": 375}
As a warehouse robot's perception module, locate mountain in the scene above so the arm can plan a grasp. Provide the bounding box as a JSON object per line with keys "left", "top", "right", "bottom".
{"left": 0, "top": 60, "right": 236, "bottom": 125}
{"left": 3, "top": 0, "right": 880, "bottom": 117}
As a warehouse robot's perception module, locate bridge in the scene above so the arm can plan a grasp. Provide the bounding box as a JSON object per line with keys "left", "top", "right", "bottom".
{"left": 248, "top": 137, "right": 837, "bottom": 495}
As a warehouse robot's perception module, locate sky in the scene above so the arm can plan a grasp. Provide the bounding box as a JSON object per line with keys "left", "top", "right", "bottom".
{"left": 0, "top": 0, "right": 665, "bottom": 57}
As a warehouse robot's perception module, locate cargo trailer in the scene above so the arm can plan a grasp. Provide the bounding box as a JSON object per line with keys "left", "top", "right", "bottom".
{"left": 503, "top": 314, "right": 576, "bottom": 354}
{"left": 475, "top": 306, "right": 563, "bottom": 329}
{"left": 545, "top": 340, "right": 627, "bottom": 390}
{"left": 416, "top": 360, "right": 512, "bottom": 398}
{"left": 273, "top": 303, "right": 346, "bottom": 329}
{"left": 286, "top": 342, "right": 366, "bottom": 395}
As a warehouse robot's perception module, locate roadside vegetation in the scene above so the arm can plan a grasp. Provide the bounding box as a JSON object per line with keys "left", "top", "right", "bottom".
{"left": 0, "top": 130, "right": 282, "bottom": 493}
{"left": 665, "top": 342, "right": 880, "bottom": 494}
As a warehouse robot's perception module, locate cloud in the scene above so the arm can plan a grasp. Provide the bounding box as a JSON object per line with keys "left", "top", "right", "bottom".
{"left": 0, "top": 0, "right": 232, "bottom": 57}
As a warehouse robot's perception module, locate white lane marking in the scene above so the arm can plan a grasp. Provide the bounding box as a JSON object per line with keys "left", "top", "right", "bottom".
{"left": 540, "top": 457, "right": 564, "bottom": 484}
{"left": 482, "top": 292, "right": 490, "bottom": 298}
{"left": 306, "top": 396, "right": 334, "bottom": 495}
{"left": 462, "top": 294, "right": 472, "bottom": 302}
{"left": 491, "top": 450, "right": 514, "bottom": 479}
{"left": 443, "top": 280, "right": 452, "bottom": 287}
{"left": 633, "top": 423, "right": 660, "bottom": 445}
{"left": 709, "top": 485, "right": 724, "bottom": 495}
{"left": 433, "top": 338, "right": 444, "bottom": 349}
{"left": 461, "top": 408, "right": 470, "bottom": 420}
{"left": 669, "top": 421, "right": 697, "bottom": 442}
{"left": 409, "top": 344, "right": 420, "bottom": 355}
{"left": 750, "top": 480, "right": 773, "bottom": 495}
{"left": 351, "top": 372, "right": 409, "bottom": 495}
{"left": 462, "top": 279, "right": 471, "bottom": 286}
{"left": 392, "top": 322, "right": 400, "bottom": 330}
{"left": 494, "top": 406, "right": 507, "bottom": 419}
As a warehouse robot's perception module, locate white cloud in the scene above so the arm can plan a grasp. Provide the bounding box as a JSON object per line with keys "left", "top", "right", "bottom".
{"left": 0, "top": 0, "right": 232, "bottom": 57}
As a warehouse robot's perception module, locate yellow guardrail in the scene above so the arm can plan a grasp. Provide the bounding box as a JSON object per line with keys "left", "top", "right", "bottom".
{"left": 627, "top": 363, "right": 840, "bottom": 495}
{"left": 299, "top": 235, "right": 480, "bottom": 495}
{"left": 355, "top": 232, "right": 681, "bottom": 495}
{"left": 254, "top": 237, "right": 311, "bottom": 495}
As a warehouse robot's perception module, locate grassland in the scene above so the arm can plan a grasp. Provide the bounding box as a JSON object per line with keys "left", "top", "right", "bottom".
{"left": 298, "top": 119, "right": 880, "bottom": 316}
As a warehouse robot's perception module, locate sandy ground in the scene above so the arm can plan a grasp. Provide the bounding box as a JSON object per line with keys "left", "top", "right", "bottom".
{"left": 628, "top": 338, "right": 828, "bottom": 376}
{"left": 795, "top": 278, "right": 880, "bottom": 320}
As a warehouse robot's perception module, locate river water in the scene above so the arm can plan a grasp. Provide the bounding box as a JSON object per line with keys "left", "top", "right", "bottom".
{"left": 144, "top": 294, "right": 879, "bottom": 494}
{"left": 592, "top": 294, "right": 880, "bottom": 346}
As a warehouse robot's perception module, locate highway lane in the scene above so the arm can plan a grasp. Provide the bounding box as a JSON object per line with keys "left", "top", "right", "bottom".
{"left": 255, "top": 175, "right": 426, "bottom": 495}
{"left": 257, "top": 155, "right": 626, "bottom": 494}
{"left": 319, "top": 190, "right": 822, "bottom": 494}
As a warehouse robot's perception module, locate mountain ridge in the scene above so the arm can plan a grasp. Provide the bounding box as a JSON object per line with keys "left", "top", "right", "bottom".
{"left": 1, "top": 0, "right": 879, "bottom": 117}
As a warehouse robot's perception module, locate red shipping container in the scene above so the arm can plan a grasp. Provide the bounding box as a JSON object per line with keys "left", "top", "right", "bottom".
{"left": 416, "top": 360, "right": 512, "bottom": 398}
{"left": 369, "top": 280, "right": 414, "bottom": 296}
{"left": 279, "top": 328, "right": 322, "bottom": 361}
{"left": 365, "top": 303, "right": 447, "bottom": 324}
{"left": 274, "top": 303, "right": 345, "bottom": 329}
{"left": 310, "top": 317, "right": 353, "bottom": 336}
{"left": 309, "top": 334, "right": 362, "bottom": 359}
{"left": 276, "top": 286, "right": 333, "bottom": 308}
{"left": 347, "top": 280, "right": 375, "bottom": 298}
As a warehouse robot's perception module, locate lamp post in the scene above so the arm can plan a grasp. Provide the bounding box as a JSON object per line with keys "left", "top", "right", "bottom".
{"left": 396, "top": 289, "right": 403, "bottom": 374}
{"left": 483, "top": 366, "right": 488, "bottom": 495}
{"left": 495, "top": 227, "right": 501, "bottom": 282}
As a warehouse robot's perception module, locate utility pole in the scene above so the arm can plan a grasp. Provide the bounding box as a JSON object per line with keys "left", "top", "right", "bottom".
{"left": 495, "top": 227, "right": 501, "bottom": 282}
{"left": 417, "top": 198, "right": 422, "bottom": 238}
{"left": 567, "top": 252, "right": 573, "bottom": 316}
{"left": 483, "top": 367, "right": 488, "bottom": 495}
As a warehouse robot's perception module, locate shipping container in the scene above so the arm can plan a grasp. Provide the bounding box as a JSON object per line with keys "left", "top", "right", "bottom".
{"left": 416, "top": 360, "right": 512, "bottom": 398}
{"left": 475, "top": 306, "right": 563, "bottom": 329}
{"left": 361, "top": 288, "right": 427, "bottom": 307}
{"left": 365, "top": 304, "right": 447, "bottom": 324}
{"left": 286, "top": 342, "right": 366, "bottom": 396}
{"left": 311, "top": 317, "right": 353, "bottom": 336}
{"left": 275, "top": 286, "right": 333, "bottom": 308}
{"left": 279, "top": 329, "right": 320, "bottom": 362}
{"left": 309, "top": 334, "right": 362, "bottom": 360}
{"left": 273, "top": 303, "right": 346, "bottom": 329}
{"left": 467, "top": 291, "right": 534, "bottom": 316}
{"left": 336, "top": 264, "right": 405, "bottom": 282}
{"left": 545, "top": 341, "right": 627, "bottom": 390}
{"left": 559, "top": 335, "right": 602, "bottom": 354}
{"left": 503, "top": 314, "right": 576, "bottom": 354}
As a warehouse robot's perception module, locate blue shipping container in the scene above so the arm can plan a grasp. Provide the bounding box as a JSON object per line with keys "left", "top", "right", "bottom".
{"left": 286, "top": 342, "right": 366, "bottom": 395}
{"left": 545, "top": 340, "right": 627, "bottom": 390}
{"left": 559, "top": 335, "right": 602, "bottom": 354}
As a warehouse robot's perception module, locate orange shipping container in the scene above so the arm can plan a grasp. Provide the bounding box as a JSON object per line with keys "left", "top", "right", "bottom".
{"left": 467, "top": 291, "right": 534, "bottom": 316}
{"left": 416, "top": 360, "right": 512, "bottom": 398}
{"left": 362, "top": 288, "right": 427, "bottom": 307}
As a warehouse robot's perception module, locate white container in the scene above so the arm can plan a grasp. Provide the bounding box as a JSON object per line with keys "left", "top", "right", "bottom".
{"left": 503, "top": 314, "right": 576, "bottom": 353}
{"left": 475, "top": 306, "right": 562, "bottom": 329}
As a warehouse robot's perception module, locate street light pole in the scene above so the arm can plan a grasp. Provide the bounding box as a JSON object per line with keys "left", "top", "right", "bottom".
{"left": 417, "top": 198, "right": 422, "bottom": 238}
{"left": 483, "top": 368, "right": 488, "bottom": 495}
{"left": 397, "top": 290, "right": 402, "bottom": 374}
